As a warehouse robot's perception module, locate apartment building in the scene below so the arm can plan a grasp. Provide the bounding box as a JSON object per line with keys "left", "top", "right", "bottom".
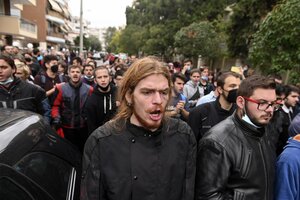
{"left": 22, "top": 0, "right": 71, "bottom": 50}
{"left": 0, "top": 0, "right": 37, "bottom": 47}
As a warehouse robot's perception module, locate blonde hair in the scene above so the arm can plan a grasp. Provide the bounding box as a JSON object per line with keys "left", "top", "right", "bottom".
{"left": 114, "top": 57, "right": 172, "bottom": 121}
{"left": 16, "top": 63, "right": 31, "bottom": 79}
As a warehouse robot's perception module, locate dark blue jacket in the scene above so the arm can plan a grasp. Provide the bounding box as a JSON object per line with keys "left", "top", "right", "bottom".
{"left": 275, "top": 136, "right": 300, "bottom": 200}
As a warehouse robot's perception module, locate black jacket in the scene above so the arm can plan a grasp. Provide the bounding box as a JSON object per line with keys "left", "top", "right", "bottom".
{"left": 195, "top": 113, "right": 276, "bottom": 200}
{"left": 0, "top": 78, "right": 47, "bottom": 115}
{"left": 84, "top": 85, "right": 117, "bottom": 134}
{"left": 81, "top": 118, "right": 196, "bottom": 200}
{"left": 188, "top": 99, "right": 236, "bottom": 142}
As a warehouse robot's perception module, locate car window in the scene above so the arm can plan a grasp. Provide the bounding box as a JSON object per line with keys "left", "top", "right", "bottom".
{"left": 0, "top": 177, "right": 33, "bottom": 200}
{"left": 14, "top": 152, "right": 74, "bottom": 200}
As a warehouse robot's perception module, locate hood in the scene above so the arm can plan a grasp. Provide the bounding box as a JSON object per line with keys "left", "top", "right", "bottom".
{"left": 285, "top": 135, "right": 300, "bottom": 150}
{"left": 288, "top": 114, "right": 300, "bottom": 137}
{"left": 186, "top": 80, "right": 197, "bottom": 88}
{"left": 93, "top": 84, "right": 116, "bottom": 96}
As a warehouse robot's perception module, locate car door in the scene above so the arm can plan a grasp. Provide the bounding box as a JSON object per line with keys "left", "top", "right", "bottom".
{"left": 13, "top": 152, "right": 78, "bottom": 200}
{"left": 0, "top": 164, "right": 54, "bottom": 200}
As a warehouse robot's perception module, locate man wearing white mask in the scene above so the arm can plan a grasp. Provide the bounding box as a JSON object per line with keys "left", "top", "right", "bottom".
{"left": 195, "top": 75, "right": 279, "bottom": 200}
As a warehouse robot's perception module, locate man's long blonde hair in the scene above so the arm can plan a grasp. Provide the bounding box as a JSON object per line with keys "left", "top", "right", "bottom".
{"left": 114, "top": 57, "right": 172, "bottom": 122}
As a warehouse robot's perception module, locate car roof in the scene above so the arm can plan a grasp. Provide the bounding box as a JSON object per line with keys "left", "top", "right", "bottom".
{"left": 0, "top": 109, "right": 41, "bottom": 152}
{"left": 0, "top": 108, "right": 81, "bottom": 167}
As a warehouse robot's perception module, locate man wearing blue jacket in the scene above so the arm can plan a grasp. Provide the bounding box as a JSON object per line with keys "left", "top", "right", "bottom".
{"left": 275, "top": 116, "right": 300, "bottom": 200}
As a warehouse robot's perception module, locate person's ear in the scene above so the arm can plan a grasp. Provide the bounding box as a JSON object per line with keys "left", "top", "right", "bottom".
{"left": 125, "top": 91, "right": 132, "bottom": 106}
{"left": 236, "top": 96, "right": 245, "bottom": 109}
{"left": 217, "top": 86, "right": 223, "bottom": 94}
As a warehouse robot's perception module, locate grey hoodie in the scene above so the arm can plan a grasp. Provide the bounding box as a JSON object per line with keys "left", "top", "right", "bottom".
{"left": 183, "top": 80, "right": 204, "bottom": 107}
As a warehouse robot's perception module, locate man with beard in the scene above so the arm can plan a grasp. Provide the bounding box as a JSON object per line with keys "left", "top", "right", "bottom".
{"left": 82, "top": 64, "right": 96, "bottom": 87}
{"left": 276, "top": 84, "right": 300, "bottom": 155}
{"left": 81, "top": 57, "right": 196, "bottom": 200}
{"left": 195, "top": 75, "right": 279, "bottom": 200}
{"left": 166, "top": 72, "right": 190, "bottom": 121}
{"left": 188, "top": 71, "right": 241, "bottom": 142}
{"left": 51, "top": 65, "right": 93, "bottom": 152}
{"left": 84, "top": 67, "right": 117, "bottom": 134}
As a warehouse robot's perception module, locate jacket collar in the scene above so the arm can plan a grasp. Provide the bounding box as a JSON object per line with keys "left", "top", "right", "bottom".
{"left": 233, "top": 112, "right": 265, "bottom": 138}
{"left": 126, "top": 119, "right": 163, "bottom": 138}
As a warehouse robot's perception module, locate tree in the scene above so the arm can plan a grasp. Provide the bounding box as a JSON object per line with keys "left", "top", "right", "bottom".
{"left": 124, "top": 0, "right": 238, "bottom": 60}
{"left": 73, "top": 35, "right": 102, "bottom": 51}
{"left": 107, "top": 30, "right": 121, "bottom": 53}
{"left": 226, "top": 0, "right": 278, "bottom": 58}
{"left": 73, "top": 34, "right": 90, "bottom": 50}
{"left": 118, "top": 24, "right": 145, "bottom": 55}
{"left": 88, "top": 35, "right": 102, "bottom": 51}
{"left": 174, "top": 21, "right": 223, "bottom": 59}
{"left": 104, "top": 27, "right": 118, "bottom": 51}
{"left": 249, "top": 0, "right": 300, "bottom": 83}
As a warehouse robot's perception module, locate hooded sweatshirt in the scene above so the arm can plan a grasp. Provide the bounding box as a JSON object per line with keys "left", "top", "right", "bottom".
{"left": 84, "top": 84, "right": 117, "bottom": 134}
{"left": 275, "top": 135, "right": 300, "bottom": 200}
{"left": 183, "top": 80, "right": 204, "bottom": 107}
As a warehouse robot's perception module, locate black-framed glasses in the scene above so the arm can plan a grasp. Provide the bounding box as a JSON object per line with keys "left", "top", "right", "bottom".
{"left": 243, "top": 96, "right": 281, "bottom": 111}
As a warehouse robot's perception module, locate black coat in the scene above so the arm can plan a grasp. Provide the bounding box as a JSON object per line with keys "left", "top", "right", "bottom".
{"left": 0, "top": 78, "right": 47, "bottom": 115}
{"left": 81, "top": 118, "right": 196, "bottom": 200}
{"left": 195, "top": 113, "right": 276, "bottom": 200}
{"left": 188, "top": 99, "right": 236, "bottom": 142}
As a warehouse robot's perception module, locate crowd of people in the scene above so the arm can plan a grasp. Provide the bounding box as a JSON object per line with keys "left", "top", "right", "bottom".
{"left": 1, "top": 44, "right": 300, "bottom": 200}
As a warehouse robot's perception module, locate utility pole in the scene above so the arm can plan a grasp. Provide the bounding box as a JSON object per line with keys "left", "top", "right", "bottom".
{"left": 79, "top": 0, "right": 83, "bottom": 55}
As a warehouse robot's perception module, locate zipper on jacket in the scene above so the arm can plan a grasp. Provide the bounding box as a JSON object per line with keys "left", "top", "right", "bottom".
{"left": 258, "top": 138, "right": 268, "bottom": 200}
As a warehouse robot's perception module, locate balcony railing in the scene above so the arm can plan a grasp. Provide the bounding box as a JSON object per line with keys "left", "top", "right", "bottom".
{"left": 0, "top": 15, "right": 37, "bottom": 39}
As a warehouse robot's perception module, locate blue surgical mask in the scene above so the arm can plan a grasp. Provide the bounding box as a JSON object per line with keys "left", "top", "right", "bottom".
{"left": 201, "top": 76, "right": 208, "bottom": 81}
{"left": 0, "top": 77, "right": 14, "bottom": 85}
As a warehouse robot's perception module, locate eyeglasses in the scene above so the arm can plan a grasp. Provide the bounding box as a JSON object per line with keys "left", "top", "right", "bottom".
{"left": 243, "top": 96, "right": 281, "bottom": 111}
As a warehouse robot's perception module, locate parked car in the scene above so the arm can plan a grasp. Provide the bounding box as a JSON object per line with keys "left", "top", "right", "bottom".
{"left": 0, "top": 108, "right": 82, "bottom": 200}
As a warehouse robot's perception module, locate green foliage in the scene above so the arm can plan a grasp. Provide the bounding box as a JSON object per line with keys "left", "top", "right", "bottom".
{"left": 174, "top": 21, "right": 223, "bottom": 59}
{"left": 226, "top": 0, "right": 278, "bottom": 58}
{"left": 88, "top": 35, "right": 102, "bottom": 51}
{"left": 108, "top": 30, "right": 121, "bottom": 53}
{"left": 104, "top": 27, "right": 118, "bottom": 52}
{"left": 123, "top": 0, "right": 234, "bottom": 59}
{"left": 118, "top": 25, "right": 145, "bottom": 55}
{"left": 73, "top": 35, "right": 102, "bottom": 51}
{"left": 249, "top": 0, "right": 300, "bottom": 83}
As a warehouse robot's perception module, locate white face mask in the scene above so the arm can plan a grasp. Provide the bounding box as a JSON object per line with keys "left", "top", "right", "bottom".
{"left": 0, "top": 77, "right": 14, "bottom": 85}
{"left": 241, "top": 111, "right": 261, "bottom": 128}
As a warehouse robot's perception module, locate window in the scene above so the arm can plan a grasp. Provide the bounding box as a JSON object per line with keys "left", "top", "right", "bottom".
{"left": 0, "top": 0, "right": 4, "bottom": 15}
{"left": 0, "top": 177, "right": 32, "bottom": 200}
{"left": 14, "top": 152, "right": 74, "bottom": 200}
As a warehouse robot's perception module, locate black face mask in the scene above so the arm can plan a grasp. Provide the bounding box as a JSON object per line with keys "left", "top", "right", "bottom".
{"left": 50, "top": 65, "right": 58, "bottom": 73}
{"left": 226, "top": 89, "right": 238, "bottom": 103}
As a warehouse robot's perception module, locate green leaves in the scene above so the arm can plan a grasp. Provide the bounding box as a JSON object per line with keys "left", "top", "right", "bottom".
{"left": 249, "top": 0, "right": 300, "bottom": 83}
{"left": 174, "top": 21, "right": 223, "bottom": 59}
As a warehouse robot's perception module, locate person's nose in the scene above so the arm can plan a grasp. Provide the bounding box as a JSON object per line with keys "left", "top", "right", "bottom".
{"left": 265, "top": 104, "right": 274, "bottom": 112}
{"left": 152, "top": 91, "right": 163, "bottom": 104}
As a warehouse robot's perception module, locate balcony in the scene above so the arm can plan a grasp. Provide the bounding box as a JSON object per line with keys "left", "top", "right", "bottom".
{"left": 0, "top": 15, "right": 37, "bottom": 39}
{"left": 12, "top": 0, "right": 36, "bottom": 10}
{"left": 12, "top": 0, "right": 36, "bottom": 5}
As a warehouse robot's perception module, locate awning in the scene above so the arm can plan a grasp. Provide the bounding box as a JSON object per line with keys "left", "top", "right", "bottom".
{"left": 60, "top": 25, "right": 68, "bottom": 33}
{"left": 61, "top": 6, "right": 70, "bottom": 19}
{"left": 46, "top": 15, "right": 64, "bottom": 25}
{"left": 46, "top": 36, "right": 65, "bottom": 44}
{"left": 48, "top": 0, "right": 63, "bottom": 13}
